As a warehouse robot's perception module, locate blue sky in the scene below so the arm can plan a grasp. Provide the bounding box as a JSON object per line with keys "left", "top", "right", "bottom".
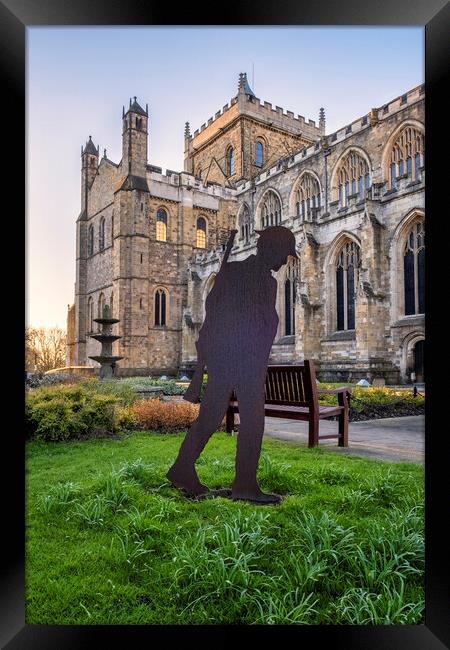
{"left": 27, "top": 26, "right": 424, "bottom": 328}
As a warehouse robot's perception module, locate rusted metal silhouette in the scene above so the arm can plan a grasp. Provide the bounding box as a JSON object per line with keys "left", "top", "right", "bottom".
{"left": 167, "top": 226, "right": 298, "bottom": 504}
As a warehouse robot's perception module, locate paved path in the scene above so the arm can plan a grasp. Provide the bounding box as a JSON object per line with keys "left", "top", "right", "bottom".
{"left": 264, "top": 415, "right": 424, "bottom": 464}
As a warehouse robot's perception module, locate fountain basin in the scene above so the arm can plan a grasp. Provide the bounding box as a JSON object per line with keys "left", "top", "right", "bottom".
{"left": 90, "top": 334, "right": 122, "bottom": 343}
{"left": 89, "top": 356, "right": 124, "bottom": 364}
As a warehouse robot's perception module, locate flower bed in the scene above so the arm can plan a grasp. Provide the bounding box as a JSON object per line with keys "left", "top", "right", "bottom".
{"left": 318, "top": 385, "right": 425, "bottom": 422}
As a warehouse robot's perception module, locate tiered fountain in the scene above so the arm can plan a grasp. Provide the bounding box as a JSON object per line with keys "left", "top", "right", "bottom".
{"left": 88, "top": 304, "right": 123, "bottom": 379}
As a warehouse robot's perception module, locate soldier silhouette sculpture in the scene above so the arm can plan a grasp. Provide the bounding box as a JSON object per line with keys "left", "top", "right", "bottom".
{"left": 167, "top": 226, "right": 298, "bottom": 504}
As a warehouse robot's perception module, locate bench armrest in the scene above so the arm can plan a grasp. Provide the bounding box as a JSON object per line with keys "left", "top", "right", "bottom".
{"left": 317, "top": 387, "right": 352, "bottom": 395}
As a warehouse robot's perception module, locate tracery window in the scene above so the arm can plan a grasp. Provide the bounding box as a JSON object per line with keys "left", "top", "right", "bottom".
{"left": 196, "top": 217, "right": 207, "bottom": 248}
{"left": 156, "top": 208, "right": 167, "bottom": 242}
{"left": 227, "top": 146, "right": 235, "bottom": 177}
{"left": 255, "top": 141, "right": 264, "bottom": 168}
{"left": 88, "top": 225, "right": 94, "bottom": 256}
{"left": 403, "top": 221, "right": 425, "bottom": 315}
{"left": 99, "top": 217, "right": 105, "bottom": 251}
{"left": 239, "top": 204, "right": 252, "bottom": 244}
{"left": 155, "top": 288, "right": 167, "bottom": 326}
{"left": 284, "top": 259, "right": 299, "bottom": 336}
{"left": 389, "top": 126, "right": 424, "bottom": 189}
{"left": 337, "top": 152, "right": 370, "bottom": 207}
{"left": 335, "top": 241, "right": 360, "bottom": 331}
{"left": 261, "top": 191, "right": 282, "bottom": 228}
{"left": 295, "top": 173, "right": 321, "bottom": 221}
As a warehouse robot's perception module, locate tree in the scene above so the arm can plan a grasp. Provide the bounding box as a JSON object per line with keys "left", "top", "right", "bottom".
{"left": 25, "top": 327, "right": 67, "bottom": 373}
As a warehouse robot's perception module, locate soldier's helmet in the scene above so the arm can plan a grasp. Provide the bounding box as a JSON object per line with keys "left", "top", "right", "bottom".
{"left": 255, "top": 226, "right": 298, "bottom": 260}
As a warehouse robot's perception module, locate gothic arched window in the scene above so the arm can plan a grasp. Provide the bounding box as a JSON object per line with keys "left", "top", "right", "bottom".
{"left": 260, "top": 191, "right": 282, "bottom": 228}
{"left": 98, "top": 292, "right": 105, "bottom": 318}
{"left": 87, "top": 296, "right": 93, "bottom": 334}
{"left": 88, "top": 225, "right": 94, "bottom": 256}
{"left": 336, "top": 241, "right": 360, "bottom": 331}
{"left": 99, "top": 217, "right": 105, "bottom": 251}
{"left": 196, "top": 217, "right": 207, "bottom": 248}
{"left": 155, "top": 288, "right": 167, "bottom": 326}
{"left": 227, "top": 146, "right": 235, "bottom": 177}
{"left": 284, "top": 259, "right": 299, "bottom": 336}
{"left": 404, "top": 221, "right": 425, "bottom": 315}
{"left": 295, "top": 173, "right": 321, "bottom": 221}
{"left": 337, "top": 152, "right": 370, "bottom": 207}
{"left": 239, "top": 204, "right": 252, "bottom": 244}
{"left": 255, "top": 141, "right": 264, "bottom": 168}
{"left": 389, "top": 126, "right": 424, "bottom": 189}
{"left": 156, "top": 208, "right": 167, "bottom": 242}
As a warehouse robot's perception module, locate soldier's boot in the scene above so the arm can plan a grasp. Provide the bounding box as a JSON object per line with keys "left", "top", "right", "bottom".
{"left": 166, "top": 463, "right": 209, "bottom": 496}
{"left": 231, "top": 411, "right": 282, "bottom": 505}
{"left": 231, "top": 483, "right": 282, "bottom": 505}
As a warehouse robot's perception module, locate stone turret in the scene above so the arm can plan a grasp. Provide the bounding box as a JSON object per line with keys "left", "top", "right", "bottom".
{"left": 81, "top": 136, "right": 99, "bottom": 213}
{"left": 122, "top": 97, "right": 148, "bottom": 178}
{"left": 238, "top": 72, "right": 256, "bottom": 97}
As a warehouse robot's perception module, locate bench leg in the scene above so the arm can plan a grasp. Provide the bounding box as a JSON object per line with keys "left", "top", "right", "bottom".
{"left": 308, "top": 416, "right": 319, "bottom": 448}
{"left": 338, "top": 408, "right": 348, "bottom": 447}
{"left": 226, "top": 406, "right": 235, "bottom": 436}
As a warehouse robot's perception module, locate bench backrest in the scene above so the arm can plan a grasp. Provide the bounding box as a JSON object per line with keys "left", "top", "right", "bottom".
{"left": 265, "top": 360, "right": 319, "bottom": 408}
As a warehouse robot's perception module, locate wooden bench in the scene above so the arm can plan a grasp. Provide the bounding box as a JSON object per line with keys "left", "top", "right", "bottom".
{"left": 225, "top": 360, "right": 351, "bottom": 447}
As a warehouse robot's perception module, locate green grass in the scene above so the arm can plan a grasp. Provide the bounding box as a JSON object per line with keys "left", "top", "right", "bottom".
{"left": 26, "top": 431, "right": 424, "bottom": 625}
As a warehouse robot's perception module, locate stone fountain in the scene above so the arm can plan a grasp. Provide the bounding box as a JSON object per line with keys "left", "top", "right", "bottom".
{"left": 88, "top": 304, "right": 123, "bottom": 379}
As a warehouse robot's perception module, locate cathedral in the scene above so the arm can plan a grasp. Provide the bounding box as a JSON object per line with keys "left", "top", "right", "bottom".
{"left": 66, "top": 73, "right": 425, "bottom": 384}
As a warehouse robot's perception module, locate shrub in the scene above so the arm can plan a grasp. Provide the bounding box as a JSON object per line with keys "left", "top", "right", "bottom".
{"left": 116, "top": 405, "right": 138, "bottom": 430}
{"left": 26, "top": 396, "right": 74, "bottom": 441}
{"left": 25, "top": 382, "right": 128, "bottom": 441}
{"left": 131, "top": 399, "right": 199, "bottom": 432}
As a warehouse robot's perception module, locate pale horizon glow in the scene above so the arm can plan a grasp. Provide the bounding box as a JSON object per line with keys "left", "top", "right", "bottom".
{"left": 27, "top": 26, "right": 424, "bottom": 329}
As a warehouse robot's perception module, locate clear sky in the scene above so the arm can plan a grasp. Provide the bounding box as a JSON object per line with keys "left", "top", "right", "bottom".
{"left": 27, "top": 26, "right": 424, "bottom": 329}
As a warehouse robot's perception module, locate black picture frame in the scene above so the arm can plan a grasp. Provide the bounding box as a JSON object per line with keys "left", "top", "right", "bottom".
{"left": 2, "top": 1, "right": 448, "bottom": 647}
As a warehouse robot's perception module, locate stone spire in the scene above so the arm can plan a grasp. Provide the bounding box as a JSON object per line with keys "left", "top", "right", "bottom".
{"left": 184, "top": 122, "right": 191, "bottom": 138}
{"left": 83, "top": 135, "right": 99, "bottom": 156}
{"left": 125, "top": 96, "right": 148, "bottom": 116}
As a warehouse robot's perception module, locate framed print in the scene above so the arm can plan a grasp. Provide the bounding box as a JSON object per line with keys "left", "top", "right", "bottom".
{"left": 2, "top": 0, "right": 449, "bottom": 647}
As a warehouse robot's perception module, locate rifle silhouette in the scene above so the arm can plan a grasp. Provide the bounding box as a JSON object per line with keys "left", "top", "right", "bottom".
{"left": 183, "top": 228, "right": 238, "bottom": 403}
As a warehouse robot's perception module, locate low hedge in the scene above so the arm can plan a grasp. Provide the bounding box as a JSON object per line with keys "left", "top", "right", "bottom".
{"left": 25, "top": 380, "right": 201, "bottom": 441}
{"left": 25, "top": 380, "right": 137, "bottom": 441}
{"left": 131, "top": 399, "right": 199, "bottom": 432}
